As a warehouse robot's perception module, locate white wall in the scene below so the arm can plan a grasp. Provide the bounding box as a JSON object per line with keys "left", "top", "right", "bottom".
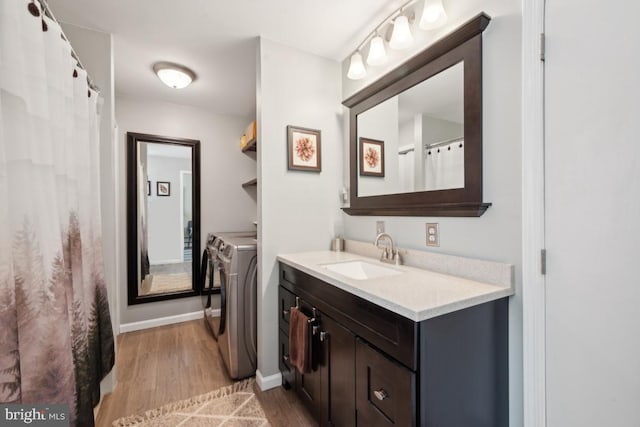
{"left": 116, "top": 95, "right": 256, "bottom": 324}
{"left": 256, "top": 38, "right": 343, "bottom": 382}
{"left": 340, "top": 1, "right": 523, "bottom": 426}
{"left": 61, "top": 22, "right": 117, "bottom": 394}
{"left": 146, "top": 155, "right": 191, "bottom": 264}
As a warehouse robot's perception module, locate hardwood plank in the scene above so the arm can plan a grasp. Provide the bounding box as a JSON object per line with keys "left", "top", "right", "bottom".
{"left": 96, "top": 319, "right": 315, "bottom": 427}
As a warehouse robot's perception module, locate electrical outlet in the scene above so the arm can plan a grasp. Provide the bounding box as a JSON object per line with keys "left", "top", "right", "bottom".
{"left": 426, "top": 223, "right": 439, "bottom": 247}
{"left": 376, "top": 221, "right": 385, "bottom": 235}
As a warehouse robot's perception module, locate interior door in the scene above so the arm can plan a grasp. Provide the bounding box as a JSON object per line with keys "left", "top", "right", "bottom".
{"left": 544, "top": 2, "right": 640, "bottom": 425}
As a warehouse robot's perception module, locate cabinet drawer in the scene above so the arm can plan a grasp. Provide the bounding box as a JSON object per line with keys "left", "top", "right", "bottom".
{"left": 278, "top": 329, "right": 295, "bottom": 388}
{"left": 279, "top": 286, "right": 296, "bottom": 333}
{"left": 356, "top": 338, "right": 415, "bottom": 426}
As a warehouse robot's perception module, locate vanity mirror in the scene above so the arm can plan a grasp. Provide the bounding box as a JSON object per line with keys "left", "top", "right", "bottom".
{"left": 127, "top": 132, "right": 201, "bottom": 305}
{"left": 343, "top": 13, "right": 492, "bottom": 217}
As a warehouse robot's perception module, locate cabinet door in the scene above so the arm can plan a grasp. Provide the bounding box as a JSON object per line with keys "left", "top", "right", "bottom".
{"left": 279, "top": 329, "right": 295, "bottom": 389}
{"left": 322, "top": 315, "right": 356, "bottom": 426}
{"left": 355, "top": 338, "right": 415, "bottom": 426}
{"left": 294, "top": 299, "right": 323, "bottom": 420}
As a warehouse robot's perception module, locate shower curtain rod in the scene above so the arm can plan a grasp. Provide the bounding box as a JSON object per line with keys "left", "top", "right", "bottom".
{"left": 424, "top": 136, "right": 464, "bottom": 150}
{"left": 35, "top": 0, "right": 100, "bottom": 92}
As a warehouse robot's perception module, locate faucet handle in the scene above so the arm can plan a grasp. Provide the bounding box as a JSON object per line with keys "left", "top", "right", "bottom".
{"left": 381, "top": 247, "right": 389, "bottom": 261}
{"left": 393, "top": 249, "right": 402, "bottom": 266}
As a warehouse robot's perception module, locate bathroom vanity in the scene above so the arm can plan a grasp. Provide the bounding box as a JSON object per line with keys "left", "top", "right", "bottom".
{"left": 277, "top": 250, "right": 513, "bottom": 426}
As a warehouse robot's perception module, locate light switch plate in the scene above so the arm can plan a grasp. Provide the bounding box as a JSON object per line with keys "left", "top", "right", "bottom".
{"left": 426, "top": 223, "right": 440, "bottom": 247}
{"left": 376, "top": 221, "right": 385, "bottom": 235}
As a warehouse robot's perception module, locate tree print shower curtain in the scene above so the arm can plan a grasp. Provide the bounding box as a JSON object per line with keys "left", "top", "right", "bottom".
{"left": 0, "top": 2, "right": 115, "bottom": 426}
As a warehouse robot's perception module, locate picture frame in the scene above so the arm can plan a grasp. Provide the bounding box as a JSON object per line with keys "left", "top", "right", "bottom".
{"left": 359, "top": 137, "right": 385, "bottom": 177}
{"left": 147, "top": 180, "right": 151, "bottom": 196}
{"left": 157, "top": 181, "right": 170, "bottom": 196}
{"left": 287, "top": 125, "right": 321, "bottom": 172}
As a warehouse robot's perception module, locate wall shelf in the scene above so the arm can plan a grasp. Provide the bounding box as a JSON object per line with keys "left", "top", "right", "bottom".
{"left": 241, "top": 138, "right": 257, "bottom": 152}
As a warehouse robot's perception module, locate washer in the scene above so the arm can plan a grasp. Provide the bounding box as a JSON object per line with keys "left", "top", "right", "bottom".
{"left": 216, "top": 236, "right": 258, "bottom": 380}
{"left": 200, "top": 231, "right": 256, "bottom": 339}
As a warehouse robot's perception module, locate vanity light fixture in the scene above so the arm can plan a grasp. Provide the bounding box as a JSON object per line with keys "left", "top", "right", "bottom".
{"left": 389, "top": 14, "right": 414, "bottom": 50}
{"left": 153, "top": 62, "right": 196, "bottom": 89}
{"left": 419, "top": 0, "right": 448, "bottom": 30}
{"left": 367, "top": 35, "right": 387, "bottom": 66}
{"left": 345, "top": 0, "right": 448, "bottom": 80}
{"left": 347, "top": 51, "right": 367, "bottom": 80}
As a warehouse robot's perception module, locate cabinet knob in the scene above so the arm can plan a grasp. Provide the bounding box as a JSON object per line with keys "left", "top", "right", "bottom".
{"left": 373, "top": 389, "right": 389, "bottom": 401}
{"left": 320, "top": 331, "right": 328, "bottom": 342}
{"left": 283, "top": 354, "right": 289, "bottom": 362}
{"left": 283, "top": 309, "right": 290, "bottom": 317}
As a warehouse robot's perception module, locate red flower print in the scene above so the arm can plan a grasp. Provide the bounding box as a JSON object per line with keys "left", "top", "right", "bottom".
{"left": 364, "top": 146, "right": 379, "bottom": 168}
{"left": 295, "top": 137, "right": 315, "bottom": 162}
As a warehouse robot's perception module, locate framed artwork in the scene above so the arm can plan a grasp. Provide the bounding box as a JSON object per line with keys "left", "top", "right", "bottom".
{"left": 359, "top": 137, "right": 385, "bottom": 177}
{"left": 287, "top": 125, "right": 321, "bottom": 172}
{"left": 157, "top": 181, "right": 170, "bottom": 196}
{"left": 147, "top": 180, "right": 151, "bottom": 196}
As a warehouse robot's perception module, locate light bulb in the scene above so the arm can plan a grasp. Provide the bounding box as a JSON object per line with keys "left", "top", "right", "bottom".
{"left": 419, "top": 0, "right": 448, "bottom": 30}
{"left": 347, "top": 52, "right": 366, "bottom": 80}
{"left": 389, "top": 15, "right": 413, "bottom": 50}
{"left": 367, "top": 35, "right": 387, "bottom": 66}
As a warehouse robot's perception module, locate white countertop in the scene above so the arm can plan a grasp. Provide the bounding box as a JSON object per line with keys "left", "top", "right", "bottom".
{"left": 277, "top": 250, "right": 514, "bottom": 322}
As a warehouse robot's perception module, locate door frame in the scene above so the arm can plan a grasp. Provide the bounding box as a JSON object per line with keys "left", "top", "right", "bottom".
{"left": 522, "top": 0, "right": 546, "bottom": 426}
{"left": 179, "top": 169, "right": 192, "bottom": 262}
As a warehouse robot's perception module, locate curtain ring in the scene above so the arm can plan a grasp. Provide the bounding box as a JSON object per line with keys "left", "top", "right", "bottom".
{"left": 42, "top": 18, "right": 48, "bottom": 32}
{"left": 73, "top": 69, "right": 78, "bottom": 78}
{"left": 28, "top": 1, "right": 40, "bottom": 17}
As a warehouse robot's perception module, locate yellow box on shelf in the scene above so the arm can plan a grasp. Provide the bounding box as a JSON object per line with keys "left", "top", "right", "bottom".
{"left": 245, "top": 120, "right": 256, "bottom": 142}
{"left": 240, "top": 134, "right": 247, "bottom": 149}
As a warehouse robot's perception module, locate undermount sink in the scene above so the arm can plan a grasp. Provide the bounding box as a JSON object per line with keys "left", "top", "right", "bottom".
{"left": 322, "top": 260, "right": 402, "bottom": 280}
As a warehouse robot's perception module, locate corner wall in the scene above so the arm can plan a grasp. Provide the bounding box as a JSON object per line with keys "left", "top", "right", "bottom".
{"left": 115, "top": 95, "right": 256, "bottom": 324}
{"left": 256, "top": 38, "right": 343, "bottom": 382}
{"left": 340, "top": 1, "right": 523, "bottom": 425}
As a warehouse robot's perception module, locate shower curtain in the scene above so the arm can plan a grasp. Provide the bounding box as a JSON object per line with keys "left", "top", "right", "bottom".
{"left": 0, "top": 1, "right": 114, "bottom": 426}
{"left": 424, "top": 140, "right": 465, "bottom": 191}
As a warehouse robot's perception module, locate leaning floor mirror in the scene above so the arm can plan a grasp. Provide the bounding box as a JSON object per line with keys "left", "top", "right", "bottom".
{"left": 127, "top": 132, "right": 201, "bottom": 304}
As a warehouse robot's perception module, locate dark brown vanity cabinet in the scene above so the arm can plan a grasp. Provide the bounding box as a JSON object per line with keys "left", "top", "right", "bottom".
{"left": 278, "top": 262, "right": 508, "bottom": 427}
{"left": 279, "top": 286, "right": 357, "bottom": 425}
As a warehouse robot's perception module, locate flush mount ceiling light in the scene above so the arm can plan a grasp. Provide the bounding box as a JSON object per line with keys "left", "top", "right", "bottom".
{"left": 153, "top": 62, "right": 196, "bottom": 89}
{"left": 345, "top": 0, "right": 448, "bottom": 80}
{"left": 419, "top": 0, "right": 448, "bottom": 30}
{"left": 347, "top": 52, "right": 367, "bottom": 80}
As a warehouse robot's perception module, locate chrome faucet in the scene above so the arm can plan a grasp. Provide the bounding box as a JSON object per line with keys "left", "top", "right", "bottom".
{"left": 374, "top": 232, "right": 401, "bottom": 265}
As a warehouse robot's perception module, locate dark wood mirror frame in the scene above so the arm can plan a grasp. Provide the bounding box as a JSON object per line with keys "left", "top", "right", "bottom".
{"left": 343, "top": 13, "right": 492, "bottom": 217}
{"left": 126, "top": 132, "right": 201, "bottom": 305}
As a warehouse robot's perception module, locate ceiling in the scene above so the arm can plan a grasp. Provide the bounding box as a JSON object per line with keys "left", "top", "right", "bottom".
{"left": 47, "top": 0, "right": 399, "bottom": 118}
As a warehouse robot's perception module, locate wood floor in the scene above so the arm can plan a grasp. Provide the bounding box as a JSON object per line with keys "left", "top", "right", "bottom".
{"left": 96, "top": 319, "right": 316, "bottom": 427}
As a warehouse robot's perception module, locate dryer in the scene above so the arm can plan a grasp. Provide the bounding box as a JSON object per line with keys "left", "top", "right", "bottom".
{"left": 201, "top": 231, "right": 256, "bottom": 339}
{"left": 216, "top": 236, "right": 258, "bottom": 379}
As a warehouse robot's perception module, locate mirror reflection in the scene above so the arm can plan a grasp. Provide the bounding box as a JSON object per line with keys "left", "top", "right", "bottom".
{"left": 357, "top": 61, "right": 464, "bottom": 197}
{"left": 138, "top": 142, "right": 194, "bottom": 296}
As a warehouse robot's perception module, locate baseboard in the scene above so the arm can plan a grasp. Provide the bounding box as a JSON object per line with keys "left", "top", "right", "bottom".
{"left": 256, "top": 369, "right": 282, "bottom": 391}
{"left": 120, "top": 310, "right": 216, "bottom": 333}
